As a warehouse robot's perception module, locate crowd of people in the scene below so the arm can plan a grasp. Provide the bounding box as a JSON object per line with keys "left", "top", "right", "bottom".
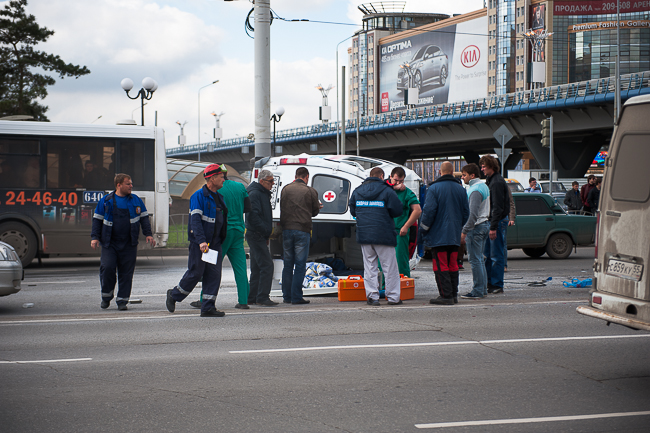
{"left": 95, "top": 156, "right": 602, "bottom": 316}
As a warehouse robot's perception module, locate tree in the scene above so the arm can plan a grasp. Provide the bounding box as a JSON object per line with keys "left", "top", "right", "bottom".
{"left": 0, "top": 0, "right": 90, "bottom": 120}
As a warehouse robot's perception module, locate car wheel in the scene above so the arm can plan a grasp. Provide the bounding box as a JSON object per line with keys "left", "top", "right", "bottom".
{"left": 545, "top": 233, "right": 573, "bottom": 259}
{"left": 413, "top": 71, "right": 422, "bottom": 91}
{"left": 440, "top": 66, "right": 447, "bottom": 86}
{"left": 522, "top": 247, "right": 546, "bottom": 258}
{"left": 0, "top": 222, "right": 37, "bottom": 267}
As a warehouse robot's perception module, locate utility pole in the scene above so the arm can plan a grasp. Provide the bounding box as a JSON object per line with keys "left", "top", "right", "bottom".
{"left": 254, "top": 0, "right": 271, "bottom": 160}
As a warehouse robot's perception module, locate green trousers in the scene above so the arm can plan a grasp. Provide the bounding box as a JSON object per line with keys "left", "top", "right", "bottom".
{"left": 200, "top": 229, "right": 249, "bottom": 305}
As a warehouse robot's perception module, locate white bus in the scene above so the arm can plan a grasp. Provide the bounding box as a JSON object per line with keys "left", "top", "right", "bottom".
{"left": 0, "top": 122, "right": 169, "bottom": 266}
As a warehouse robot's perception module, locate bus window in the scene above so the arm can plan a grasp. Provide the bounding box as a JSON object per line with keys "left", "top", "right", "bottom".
{"left": 47, "top": 139, "right": 115, "bottom": 190}
{"left": 119, "top": 140, "right": 155, "bottom": 190}
{"left": 0, "top": 139, "right": 40, "bottom": 189}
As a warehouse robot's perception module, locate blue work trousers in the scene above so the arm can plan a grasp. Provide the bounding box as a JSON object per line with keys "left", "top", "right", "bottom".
{"left": 281, "top": 229, "right": 311, "bottom": 303}
{"left": 484, "top": 217, "right": 508, "bottom": 289}
{"left": 172, "top": 242, "right": 223, "bottom": 313}
{"left": 100, "top": 243, "right": 138, "bottom": 306}
{"left": 466, "top": 221, "right": 489, "bottom": 297}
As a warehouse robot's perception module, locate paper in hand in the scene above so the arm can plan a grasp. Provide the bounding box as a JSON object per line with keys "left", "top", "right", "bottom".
{"left": 201, "top": 248, "right": 219, "bottom": 265}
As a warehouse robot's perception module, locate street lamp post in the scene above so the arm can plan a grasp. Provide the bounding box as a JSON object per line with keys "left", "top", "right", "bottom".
{"left": 198, "top": 80, "right": 219, "bottom": 162}
{"left": 121, "top": 77, "right": 158, "bottom": 126}
{"left": 271, "top": 106, "right": 285, "bottom": 156}
{"left": 132, "top": 103, "right": 147, "bottom": 120}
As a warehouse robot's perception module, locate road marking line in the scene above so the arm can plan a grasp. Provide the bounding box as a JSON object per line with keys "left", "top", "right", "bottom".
{"left": 229, "top": 334, "right": 650, "bottom": 354}
{"left": 24, "top": 280, "right": 88, "bottom": 284}
{"left": 0, "top": 358, "right": 92, "bottom": 364}
{"left": 414, "top": 410, "right": 650, "bottom": 429}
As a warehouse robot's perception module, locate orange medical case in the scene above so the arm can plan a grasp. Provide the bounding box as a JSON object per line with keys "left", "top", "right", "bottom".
{"left": 337, "top": 275, "right": 366, "bottom": 301}
{"left": 400, "top": 274, "right": 415, "bottom": 300}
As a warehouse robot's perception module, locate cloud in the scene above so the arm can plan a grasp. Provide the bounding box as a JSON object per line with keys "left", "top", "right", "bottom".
{"left": 26, "top": 0, "right": 225, "bottom": 91}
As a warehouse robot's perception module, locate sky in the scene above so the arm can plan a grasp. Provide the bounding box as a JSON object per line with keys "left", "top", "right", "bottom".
{"left": 10, "top": 0, "right": 485, "bottom": 148}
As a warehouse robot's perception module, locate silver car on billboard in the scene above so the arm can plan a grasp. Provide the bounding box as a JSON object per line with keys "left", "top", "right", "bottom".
{"left": 397, "top": 44, "right": 449, "bottom": 92}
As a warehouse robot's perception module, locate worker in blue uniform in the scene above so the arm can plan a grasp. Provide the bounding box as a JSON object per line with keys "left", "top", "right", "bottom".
{"left": 166, "top": 163, "right": 229, "bottom": 317}
{"left": 91, "top": 173, "right": 155, "bottom": 310}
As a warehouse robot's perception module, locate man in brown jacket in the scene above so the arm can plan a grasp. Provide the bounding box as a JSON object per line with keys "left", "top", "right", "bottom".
{"left": 280, "top": 167, "right": 321, "bottom": 304}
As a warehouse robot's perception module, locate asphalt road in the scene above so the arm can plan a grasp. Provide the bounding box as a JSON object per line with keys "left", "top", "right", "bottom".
{"left": 1, "top": 247, "right": 649, "bottom": 432}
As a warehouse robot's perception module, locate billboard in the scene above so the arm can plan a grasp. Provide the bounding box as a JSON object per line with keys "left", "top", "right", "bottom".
{"left": 378, "top": 16, "right": 487, "bottom": 113}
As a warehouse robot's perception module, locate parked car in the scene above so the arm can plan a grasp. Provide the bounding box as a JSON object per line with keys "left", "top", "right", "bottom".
{"left": 538, "top": 181, "right": 569, "bottom": 210}
{"left": 397, "top": 44, "right": 449, "bottom": 92}
{"left": 577, "top": 94, "right": 650, "bottom": 331}
{"left": 507, "top": 193, "right": 596, "bottom": 259}
{"left": 505, "top": 178, "right": 524, "bottom": 192}
{"left": 0, "top": 241, "right": 23, "bottom": 296}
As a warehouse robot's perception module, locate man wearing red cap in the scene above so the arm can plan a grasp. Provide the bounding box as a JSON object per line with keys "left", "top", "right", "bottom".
{"left": 166, "top": 163, "right": 228, "bottom": 317}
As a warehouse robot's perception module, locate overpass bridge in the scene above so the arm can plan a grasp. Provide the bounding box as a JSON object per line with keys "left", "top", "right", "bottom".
{"left": 166, "top": 72, "right": 650, "bottom": 176}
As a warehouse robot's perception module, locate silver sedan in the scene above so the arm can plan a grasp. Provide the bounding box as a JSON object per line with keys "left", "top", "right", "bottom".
{"left": 0, "top": 241, "right": 23, "bottom": 296}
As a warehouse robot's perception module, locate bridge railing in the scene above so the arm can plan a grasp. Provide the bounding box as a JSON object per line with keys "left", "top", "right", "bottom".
{"left": 166, "top": 71, "right": 650, "bottom": 156}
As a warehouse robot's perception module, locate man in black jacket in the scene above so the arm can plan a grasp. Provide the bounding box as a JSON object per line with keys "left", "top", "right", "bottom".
{"left": 479, "top": 155, "right": 510, "bottom": 295}
{"left": 587, "top": 177, "right": 602, "bottom": 211}
{"left": 246, "top": 170, "right": 278, "bottom": 306}
{"left": 564, "top": 181, "right": 582, "bottom": 213}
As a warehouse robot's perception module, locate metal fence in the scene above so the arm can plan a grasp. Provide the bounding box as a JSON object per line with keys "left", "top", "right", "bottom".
{"left": 167, "top": 71, "right": 650, "bottom": 157}
{"left": 168, "top": 214, "right": 189, "bottom": 248}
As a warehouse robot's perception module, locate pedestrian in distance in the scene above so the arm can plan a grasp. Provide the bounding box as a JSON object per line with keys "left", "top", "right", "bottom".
{"left": 190, "top": 173, "right": 251, "bottom": 310}
{"left": 459, "top": 163, "right": 490, "bottom": 300}
{"left": 349, "top": 167, "right": 404, "bottom": 306}
{"left": 581, "top": 175, "right": 596, "bottom": 214}
{"left": 524, "top": 177, "right": 542, "bottom": 193}
{"left": 564, "top": 181, "right": 582, "bottom": 213}
{"left": 166, "top": 164, "right": 228, "bottom": 317}
{"left": 279, "top": 167, "right": 321, "bottom": 304}
{"left": 420, "top": 161, "right": 469, "bottom": 305}
{"left": 385, "top": 166, "right": 421, "bottom": 278}
{"left": 91, "top": 173, "right": 156, "bottom": 310}
{"left": 480, "top": 155, "right": 510, "bottom": 295}
{"left": 587, "top": 177, "right": 602, "bottom": 211}
{"left": 245, "top": 170, "right": 279, "bottom": 307}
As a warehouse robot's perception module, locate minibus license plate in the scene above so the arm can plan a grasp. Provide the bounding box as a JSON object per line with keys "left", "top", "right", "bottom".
{"left": 606, "top": 259, "right": 643, "bottom": 281}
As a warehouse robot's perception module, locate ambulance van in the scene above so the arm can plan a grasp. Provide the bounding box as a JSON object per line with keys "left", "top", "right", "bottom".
{"left": 577, "top": 95, "right": 650, "bottom": 331}
{"left": 252, "top": 154, "right": 421, "bottom": 277}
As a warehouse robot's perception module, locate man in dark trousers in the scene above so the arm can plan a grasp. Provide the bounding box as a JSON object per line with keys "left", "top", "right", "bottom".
{"left": 420, "top": 161, "right": 469, "bottom": 305}
{"left": 349, "top": 167, "right": 403, "bottom": 306}
{"left": 166, "top": 164, "right": 228, "bottom": 317}
{"left": 581, "top": 175, "right": 596, "bottom": 214}
{"left": 91, "top": 173, "right": 155, "bottom": 310}
{"left": 246, "top": 169, "right": 278, "bottom": 306}
{"left": 279, "top": 167, "right": 321, "bottom": 304}
{"left": 564, "top": 181, "right": 582, "bottom": 213}
{"left": 587, "top": 177, "right": 602, "bottom": 211}
{"left": 479, "top": 155, "right": 510, "bottom": 295}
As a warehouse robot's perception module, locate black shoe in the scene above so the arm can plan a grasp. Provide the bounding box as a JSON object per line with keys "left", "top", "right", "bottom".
{"left": 429, "top": 296, "right": 454, "bottom": 305}
{"left": 387, "top": 299, "right": 403, "bottom": 305}
{"left": 259, "top": 299, "right": 279, "bottom": 306}
{"left": 367, "top": 298, "right": 380, "bottom": 306}
{"left": 453, "top": 297, "right": 458, "bottom": 304}
{"left": 190, "top": 300, "right": 202, "bottom": 309}
{"left": 487, "top": 284, "right": 498, "bottom": 294}
{"left": 166, "top": 289, "right": 176, "bottom": 313}
{"left": 292, "top": 299, "right": 310, "bottom": 305}
{"left": 490, "top": 287, "right": 504, "bottom": 294}
{"left": 283, "top": 299, "right": 292, "bottom": 304}
{"left": 117, "top": 304, "right": 128, "bottom": 311}
{"left": 100, "top": 300, "right": 110, "bottom": 309}
{"left": 201, "top": 308, "right": 225, "bottom": 317}
{"left": 235, "top": 303, "right": 250, "bottom": 309}
{"left": 460, "top": 292, "right": 484, "bottom": 299}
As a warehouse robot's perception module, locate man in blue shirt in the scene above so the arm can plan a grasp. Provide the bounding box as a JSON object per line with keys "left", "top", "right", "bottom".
{"left": 91, "top": 173, "right": 155, "bottom": 310}
{"left": 524, "top": 177, "right": 542, "bottom": 193}
{"left": 166, "top": 164, "right": 229, "bottom": 317}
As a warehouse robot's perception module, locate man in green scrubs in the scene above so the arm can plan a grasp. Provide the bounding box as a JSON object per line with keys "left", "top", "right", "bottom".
{"left": 387, "top": 167, "right": 421, "bottom": 277}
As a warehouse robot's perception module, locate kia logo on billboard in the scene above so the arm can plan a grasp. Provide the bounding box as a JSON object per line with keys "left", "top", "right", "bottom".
{"left": 381, "top": 92, "right": 389, "bottom": 112}
{"left": 461, "top": 45, "right": 480, "bottom": 68}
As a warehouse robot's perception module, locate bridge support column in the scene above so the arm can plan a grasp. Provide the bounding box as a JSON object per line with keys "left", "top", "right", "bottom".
{"left": 524, "top": 135, "right": 605, "bottom": 178}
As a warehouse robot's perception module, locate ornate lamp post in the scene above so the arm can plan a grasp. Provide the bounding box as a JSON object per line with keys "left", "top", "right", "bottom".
{"left": 121, "top": 77, "right": 158, "bottom": 126}
{"left": 271, "top": 106, "right": 284, "bottom": 156}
